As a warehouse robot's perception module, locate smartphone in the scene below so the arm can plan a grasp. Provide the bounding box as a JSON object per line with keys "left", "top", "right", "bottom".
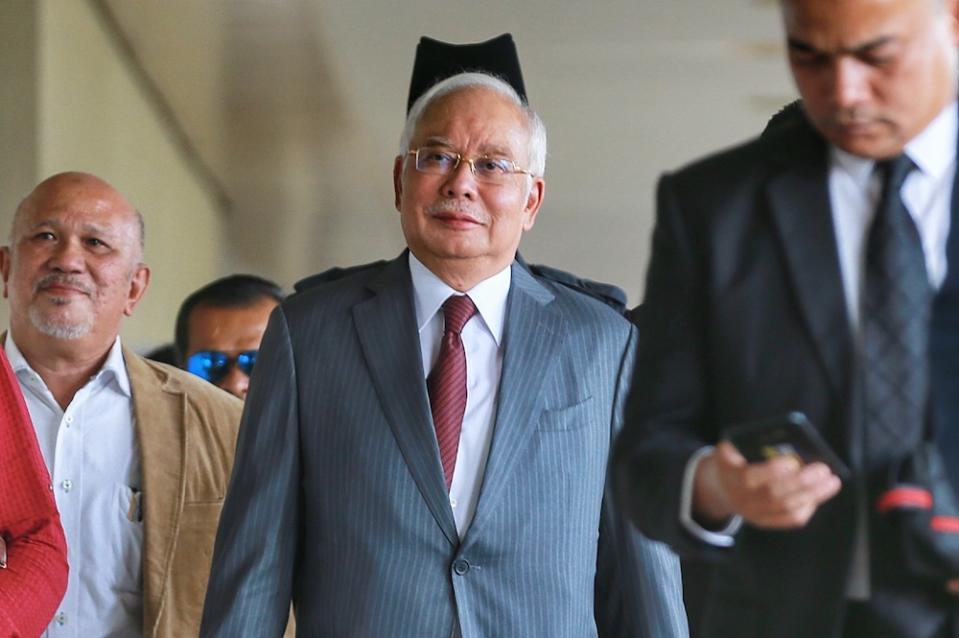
{"left": 723, "top": 412, "right": 850, "bottom": 480}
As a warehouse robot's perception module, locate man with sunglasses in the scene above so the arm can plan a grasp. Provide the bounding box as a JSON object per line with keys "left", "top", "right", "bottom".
{"left": 201, "top": 36, "right": 685, "bottom": 637}
{"left": 175, "top": 274, "right": 283, "bottom": 399}
{"left": 0, "top": 172, "right": 243, "bottom": 637}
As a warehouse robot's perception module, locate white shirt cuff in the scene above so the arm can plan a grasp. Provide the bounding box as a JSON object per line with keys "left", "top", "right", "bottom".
{"left": 679, "top": 446, "right": 742, "bottom": 547}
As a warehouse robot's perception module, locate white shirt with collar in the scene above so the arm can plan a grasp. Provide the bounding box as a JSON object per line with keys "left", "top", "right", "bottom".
{"left": 409, "top": 252, "right": 510, "bottom": 538}
{"left": 831, "top": 102, "right": 955, "bottom": 322}
{"left": 679, "top": 102, "right": 958, "bottom": 591}
{"left": 5, "top": 335, "right": 143, "bottom": 637}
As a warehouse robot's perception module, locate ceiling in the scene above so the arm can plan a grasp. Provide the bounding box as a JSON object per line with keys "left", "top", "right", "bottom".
{"left": 100, "top": 0, "right": 797, "bottom": 303}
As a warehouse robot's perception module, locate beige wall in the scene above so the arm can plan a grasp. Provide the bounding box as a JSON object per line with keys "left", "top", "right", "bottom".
{"left": 0, "top": 2, "right": 39, "bottom": 234}
{"left": 0, "top": 0, "right": 227, "bottom": 352}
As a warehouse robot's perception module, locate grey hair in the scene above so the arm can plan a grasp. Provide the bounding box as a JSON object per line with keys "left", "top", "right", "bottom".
{"left": 399, "top": 72, "right": 548, "bottom": 177}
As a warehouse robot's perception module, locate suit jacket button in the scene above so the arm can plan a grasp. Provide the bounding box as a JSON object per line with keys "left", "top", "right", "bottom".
{"left": 453, "top": 559, "right": 470, "bottom": 575}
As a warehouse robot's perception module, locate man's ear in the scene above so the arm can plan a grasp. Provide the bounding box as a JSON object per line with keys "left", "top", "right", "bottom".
{"left": 949, "top": 0, "right": 959, "bottom": 44}
{"left": 521, "top": 177, "right": 546, "bottom": 232}
{"left": 124, "top": 265, "right": 151, "bottom": 317}
{"left": 393, "top": 155, "right": 405, "bottom": 211}
{"left": 0, "top": 247, "right": 11, "bottom": 299}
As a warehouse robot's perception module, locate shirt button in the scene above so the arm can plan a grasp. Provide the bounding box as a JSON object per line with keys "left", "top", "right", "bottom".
{"left": 453, "top": 559, "right": 470, "bottom": 575}
{"left": 450, "top": 497, "right": 458, "bottom": 509}
{"left": 64, "top": 415, "right": 73, "bottom": 426}
{"left": 56, "top": 612, "right": 67, "bottom": 625}
{"left": 61, "top": 479, "right": 72, "bottom": 493}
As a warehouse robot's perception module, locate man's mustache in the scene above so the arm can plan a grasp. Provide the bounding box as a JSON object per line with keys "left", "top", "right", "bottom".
{"left": 34, "top": 274, "right": 94, "bottom": 296}
{"left": 427, "top": 199, "right": 483, "bottom": 222}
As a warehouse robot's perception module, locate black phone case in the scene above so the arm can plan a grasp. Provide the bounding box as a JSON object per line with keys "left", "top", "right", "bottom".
{"left": 723, "top": 412, "right": 851, "bottom": 480}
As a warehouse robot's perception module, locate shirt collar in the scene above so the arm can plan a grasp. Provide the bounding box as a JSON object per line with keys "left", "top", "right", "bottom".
{"left": 830, "top": 100, "right": 957, "bottom": 184}
{"left": 408, "top": 252, "right": 511, "bottom": 347}
{"left": 905, "top": 100, "right": 957, "bottom": 180}
{"left": 5, "top": 334, "right": 132, "bottom": 398}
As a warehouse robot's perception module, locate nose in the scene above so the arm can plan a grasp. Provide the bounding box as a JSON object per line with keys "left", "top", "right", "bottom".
{"left": 218, "top": 365, "right": 249, "bottom": 400}
{"left": 831, "top": 57, "right": 870, "bottom": 111}
{"left": 48, "top": 238, "right": 84, "bottom": 273}
{"left": 441, "top": 159, "right": 478, "bottom": 200}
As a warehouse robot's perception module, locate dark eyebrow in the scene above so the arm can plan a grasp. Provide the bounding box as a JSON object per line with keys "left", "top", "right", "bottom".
{"left": 423, "top": 137, "right": 454, "bottom": 148}
{"left": 787, "top": 34, "right": 895, "bottom": 58}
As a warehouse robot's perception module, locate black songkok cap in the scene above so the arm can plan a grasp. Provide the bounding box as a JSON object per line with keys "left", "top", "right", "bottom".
{"left": 406, "top": 33, "right": 527, "bottom": 113}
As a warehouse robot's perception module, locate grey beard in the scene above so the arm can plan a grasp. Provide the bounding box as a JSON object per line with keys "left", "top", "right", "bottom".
{"left": 28, "top": 305, "right": 92, "bottom": 340}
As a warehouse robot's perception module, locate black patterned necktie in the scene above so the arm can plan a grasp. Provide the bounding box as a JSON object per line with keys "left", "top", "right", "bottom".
{"left": 861, "top": 154, "right": 932, "bottom": 471}
{"left": 427, "top": 294, "right": 477, "bottom": 491}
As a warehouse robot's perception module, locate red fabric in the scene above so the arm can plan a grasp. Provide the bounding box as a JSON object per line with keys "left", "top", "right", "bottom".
{"left": 875, "top": 486, "right": 933, "bottom": 514}
{"left": 427, "top": 295, "right": 477, "bottom": 491}
{"left": 0, "top": 350, "right": 68, "bottom": 637}
{"left": 930, "top": 516, "right": 959, "bottom": 534}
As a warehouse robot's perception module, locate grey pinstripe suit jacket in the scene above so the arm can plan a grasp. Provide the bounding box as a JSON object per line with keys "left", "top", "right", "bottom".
{"left": 200, "top": 255, "right": 686, "bottom": 637}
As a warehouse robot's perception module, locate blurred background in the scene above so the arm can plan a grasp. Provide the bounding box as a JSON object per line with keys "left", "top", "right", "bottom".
{"left": 0, "top": 0, "right": 796, "bottom": 351}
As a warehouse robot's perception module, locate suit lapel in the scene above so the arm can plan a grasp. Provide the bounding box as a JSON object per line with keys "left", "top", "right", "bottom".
{"left": 352, "top": 256, "right": 459, "bottom": 546}
{"left": 461, "top": 262, "right": 566, "bottom": 546}
{"left": 124, "top": 349, "right": 187, "bottom": 635}
{"left": 765, "top": 124, "right": 854, "bottom": 400}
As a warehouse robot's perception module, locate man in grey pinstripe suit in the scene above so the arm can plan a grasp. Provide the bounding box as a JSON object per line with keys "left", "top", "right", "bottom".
{"left": 200, "top": 71, "right": 686, "bottom": 637}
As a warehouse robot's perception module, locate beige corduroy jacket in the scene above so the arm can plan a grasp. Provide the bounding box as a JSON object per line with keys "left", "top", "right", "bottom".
{"left": 128, "top": 351, "right": 296, "bottom": 637}
{"left": 126, "top": 350, "right": 243, "bottom": 637}
{"left": 123, "top": 348, "right": 243, "bottom": 638}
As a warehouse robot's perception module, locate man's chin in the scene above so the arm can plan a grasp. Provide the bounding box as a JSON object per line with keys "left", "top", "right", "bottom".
{"left": 28, "top": 308, "right": 93, "bottom": 341}
{"left": 823, "top": 123, "right": 901, "bottom": 159}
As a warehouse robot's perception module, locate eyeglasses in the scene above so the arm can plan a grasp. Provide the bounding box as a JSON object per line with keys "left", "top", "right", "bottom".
{"left": 186, "top": 350, "right": 257, "bottom": 385}
{"left": 407, "top": 147, "right": 532, "bottom": 183}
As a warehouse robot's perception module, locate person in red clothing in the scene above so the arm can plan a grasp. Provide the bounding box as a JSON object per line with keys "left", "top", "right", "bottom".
{"left": 0, "top": 347, "right": 67, "bottom": 637}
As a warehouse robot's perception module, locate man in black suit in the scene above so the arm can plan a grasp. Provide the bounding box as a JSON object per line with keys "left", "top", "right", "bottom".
{"left": 615, "top": 0, "right": 959, "bottom": 636}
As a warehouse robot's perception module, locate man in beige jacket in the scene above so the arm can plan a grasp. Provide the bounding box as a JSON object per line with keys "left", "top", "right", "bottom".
{"left": 0, "top": 171, "right": 242, "bottom": 637}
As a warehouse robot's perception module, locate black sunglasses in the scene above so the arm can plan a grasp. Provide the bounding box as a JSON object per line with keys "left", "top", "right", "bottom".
{"left": 186, "top": 350, "right": 257, "bottom": 384}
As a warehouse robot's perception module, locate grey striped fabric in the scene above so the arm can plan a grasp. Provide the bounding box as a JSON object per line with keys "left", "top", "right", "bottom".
{"left": 200, "top": 255, "right": 687, "bottom": 637}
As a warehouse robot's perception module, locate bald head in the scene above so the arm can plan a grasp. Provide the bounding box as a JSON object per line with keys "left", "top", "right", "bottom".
{"left": 0, "top": 171, "right": 150, "bottom": 349}
{"left": 13, "top": 172, "right": 145, "bottom": 262}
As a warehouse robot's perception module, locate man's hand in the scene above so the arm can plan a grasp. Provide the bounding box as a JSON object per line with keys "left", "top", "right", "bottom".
{"left": 692, "top": 441, "right": 842, "bottom": 529}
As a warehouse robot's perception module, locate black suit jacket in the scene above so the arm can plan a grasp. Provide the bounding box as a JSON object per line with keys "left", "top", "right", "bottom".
{"left": 614, "top": 107, "right": 959, "bottom": 637}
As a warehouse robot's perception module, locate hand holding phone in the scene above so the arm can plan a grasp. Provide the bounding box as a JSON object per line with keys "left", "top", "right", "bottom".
{"left": 723, "top": 412, "right": 850, "bottom": 480}
{"left": 692, "top": 413, "right": 846, "bottom": 529}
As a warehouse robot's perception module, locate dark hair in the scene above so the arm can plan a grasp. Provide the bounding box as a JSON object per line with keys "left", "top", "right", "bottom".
{"left": 174, "top": 274, "right": 284, "bottom": 366}
{"left": 144, "top": 343, "right": 178, "bottom": 366}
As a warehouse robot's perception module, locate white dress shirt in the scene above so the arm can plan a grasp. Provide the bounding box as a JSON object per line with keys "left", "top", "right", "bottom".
{"left": 5, "top": 336, "right": 143, "bottom": 637}
{"left": 680, "top": 102, "right": 957, "bottom": 591}
{"left": 409, "top": 253, "right": 510, "bottom": 538}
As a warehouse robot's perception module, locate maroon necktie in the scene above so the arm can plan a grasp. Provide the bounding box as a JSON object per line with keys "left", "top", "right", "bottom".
{"left": 427, "top": 294, "right": 477, "bottom": 491}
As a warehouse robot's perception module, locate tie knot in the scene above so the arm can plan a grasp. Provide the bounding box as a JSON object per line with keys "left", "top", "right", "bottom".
{"left": 441, "top": 294, "right": 477, "bottom": 334}
{"left": 876, "top": 153, "right": 916, "bottom": 194}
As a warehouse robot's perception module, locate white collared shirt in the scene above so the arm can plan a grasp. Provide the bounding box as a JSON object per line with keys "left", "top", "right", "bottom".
{"left": 409, "top": 253, "right": 511, "bottom": 538}
{"left": 5, "top": 336, "right": 143, "bottom": 637}
{"left": 830, "top": 103, "right": 956, "bottom": 323}
{"left": 830, "top": 102, "right": 956, "bottom": 598}
{"left": 679, "top": 103, "right": 957, "bottom": 580}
